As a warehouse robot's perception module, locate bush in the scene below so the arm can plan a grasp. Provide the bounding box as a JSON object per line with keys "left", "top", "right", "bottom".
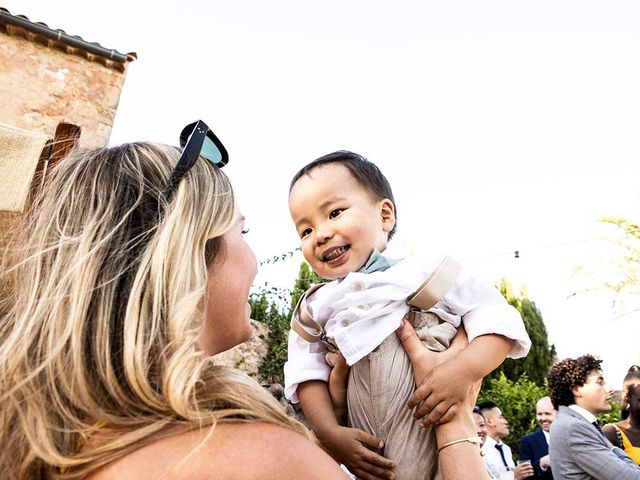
{"left": 478, "top": 372, "right": 547, "bottom": 456}
{"left": 598, "top": 398, "right": 622, "bottom": 426}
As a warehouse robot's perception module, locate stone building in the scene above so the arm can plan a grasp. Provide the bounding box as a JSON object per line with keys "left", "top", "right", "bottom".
{"left": 0, "top": 8, "right": 136, "bottom": 148}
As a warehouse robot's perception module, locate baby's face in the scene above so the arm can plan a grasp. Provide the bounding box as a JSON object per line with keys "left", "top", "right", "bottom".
{"left": 289, "top": 163, "right": 395, "bottom": 280}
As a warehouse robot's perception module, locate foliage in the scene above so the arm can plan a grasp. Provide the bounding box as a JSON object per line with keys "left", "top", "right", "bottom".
{"left": 250, "top": 291, "right": 289, "bottom": 385}
{"left": 478, "top": 372, "right": 547, "bottom": 456}
{"left": 598, "top": 398, "right": 622, "bottom": 426}
{"left": 483, "top": 279, "right": 555, "bottom": 387}
{"left": 252, "top": 262, "right": 322, "bottom": 385}
{"left": 573, "top": 216, "right": 640, "bottom": 318}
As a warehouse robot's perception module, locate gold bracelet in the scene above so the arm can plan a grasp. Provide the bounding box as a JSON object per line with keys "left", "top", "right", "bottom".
{"left": 437, "top": 436, "right": 483, "bottom": 453}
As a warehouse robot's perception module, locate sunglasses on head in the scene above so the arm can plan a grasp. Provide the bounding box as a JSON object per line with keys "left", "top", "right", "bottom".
{"left": 161, "top": 120, "right": 229, "bottom": 201}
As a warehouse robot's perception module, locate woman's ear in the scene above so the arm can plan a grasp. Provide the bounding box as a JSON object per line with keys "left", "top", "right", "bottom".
{"left": 379, "top": 199, "right": 396, "bottom": 234}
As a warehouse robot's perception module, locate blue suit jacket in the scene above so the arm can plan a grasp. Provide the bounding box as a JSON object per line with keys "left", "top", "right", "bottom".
{"left": 520, "top": 428, "right": 553, "bottom": 479}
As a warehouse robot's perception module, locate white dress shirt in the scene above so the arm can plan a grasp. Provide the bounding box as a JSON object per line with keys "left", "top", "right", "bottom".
{"left": 568, "top": 404, "right": 598, "bottom": 424}
{"left": 482, "top": 435, "right": 516, "bottom": 480}
{"left": 284, "top": 243, "right": 531, "bottom": 402}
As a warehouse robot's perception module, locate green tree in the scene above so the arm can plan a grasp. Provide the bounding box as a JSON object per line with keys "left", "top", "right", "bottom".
{"left": 484, "top": 279, "right": 556, "bottom": 387}
{"left": 252, "top": 262, "right": 322, "bottom": 385}
{"left": 478, "top": 372, "right": 547, "bottom": 455}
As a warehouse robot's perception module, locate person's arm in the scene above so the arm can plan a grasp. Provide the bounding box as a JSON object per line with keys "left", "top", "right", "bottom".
{"left": 558, "top": 419, "right": 640, "bottom": 480}
{"left": 435, "top": 409, "right": 491, "bottom": 480}
{"left": 603, "top": 424, "right": 621, "bottom": 448}
{"left": 407, "top": 333, "right": 512, "bottom": 426}
{"left": 298, "top": 380, "right": 396, "bottom": 480}
{"left": 396, "top": 320, "right": 491, "bottom": 480}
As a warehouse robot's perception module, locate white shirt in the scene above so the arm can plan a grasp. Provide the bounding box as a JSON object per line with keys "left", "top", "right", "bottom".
{"left": 568, "top": 404, "right": 598, "bottom": 424}
{"left": 284, "top": 245, "right": 531, "bottom": 402}
{"left": 482, "top": 435, "right": 516, "bottom": 480}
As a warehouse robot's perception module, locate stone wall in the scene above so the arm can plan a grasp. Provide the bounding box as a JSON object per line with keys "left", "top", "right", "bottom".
{"left": 0, "top": 31, "right": 131, "bottom": 148}
{"left": 213, "top": 319, "right": 271, "bottom": 381}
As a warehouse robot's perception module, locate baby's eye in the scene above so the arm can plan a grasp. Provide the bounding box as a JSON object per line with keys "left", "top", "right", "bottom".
{"left": 329, "top": 209, "right": 344, "bottom": 219}
{"left": 241, "top": 227, "right": 250, "bottom": 235}
{"left": 301, "top": 227, "right": 312, "bottom": 238}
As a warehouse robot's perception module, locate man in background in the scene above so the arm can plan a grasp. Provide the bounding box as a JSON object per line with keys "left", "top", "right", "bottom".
{"left": 519, "top": 396, "right": 556, "bottom": 479}
{"left": 548, "top": 354, "right": 640, "bottom": 479}
{"left": 479, "top": 401, "right": 534, "bottom": 480}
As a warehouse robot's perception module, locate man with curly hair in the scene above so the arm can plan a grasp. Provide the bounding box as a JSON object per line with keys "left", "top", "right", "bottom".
{"left": 547, "top": 354, "right": 640, "bottom": 479}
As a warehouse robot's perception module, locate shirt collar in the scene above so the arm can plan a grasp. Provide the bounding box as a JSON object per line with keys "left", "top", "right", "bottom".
{"left": 569, "top": 404, "right": 598, "bottom": 423}
{"left": 483, "top": 435, "right": 499, "bottom": 448}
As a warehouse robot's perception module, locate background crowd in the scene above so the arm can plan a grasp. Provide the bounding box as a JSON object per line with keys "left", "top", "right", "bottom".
{"left": 471, "top": 362, "right": 640, "bottom": 479}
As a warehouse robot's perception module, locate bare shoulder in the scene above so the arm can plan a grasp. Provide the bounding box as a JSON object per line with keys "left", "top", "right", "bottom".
{"left": 602, "top": 423, "right": 620, "bottom": 445}
{"left": 89, "top": 422, "right": 345, "bottom": 480}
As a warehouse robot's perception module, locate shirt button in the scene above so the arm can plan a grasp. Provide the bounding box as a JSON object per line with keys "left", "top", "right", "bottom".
{"left": 358, "top": 304, "right": 369, "bottom": 310}
{"left": 352, "top": 281, "right": 365, "bottom": 291}
{"left": 341, "top": 319, "right": 350, "bottom": 327}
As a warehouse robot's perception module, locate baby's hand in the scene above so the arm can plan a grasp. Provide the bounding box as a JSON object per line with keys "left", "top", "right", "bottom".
{"left": 323, "top": 426, "right": 396, "bottom": 480}
{"left": 408, "top": 357, "right": 478, "bottom": 427}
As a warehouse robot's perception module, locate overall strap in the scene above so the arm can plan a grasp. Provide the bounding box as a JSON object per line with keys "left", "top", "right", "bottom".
{"left": 407, "top": 256, "right": 461, "bottom": 310}
{"left": 290, "top": 283, "right": 326, "bottom": 343}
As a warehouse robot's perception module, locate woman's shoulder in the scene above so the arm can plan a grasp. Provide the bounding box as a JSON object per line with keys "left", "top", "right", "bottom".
{"left": 88, "top": 422, "right": 344, "bottom": 480}
{"left": 602, "top": 422, "right": 624, "bottom": 447}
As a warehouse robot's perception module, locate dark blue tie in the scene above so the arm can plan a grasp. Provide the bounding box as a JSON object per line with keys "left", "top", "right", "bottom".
{"left": 592, "top": 421, "right": 604, "bottom": 436}
{"left": 495, "top": 443, "right": 510, "bottom": 470}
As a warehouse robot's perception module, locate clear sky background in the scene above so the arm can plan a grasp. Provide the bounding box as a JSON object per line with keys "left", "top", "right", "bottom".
{"left": 5, "top": 0, "right": 640, "bottom": 388}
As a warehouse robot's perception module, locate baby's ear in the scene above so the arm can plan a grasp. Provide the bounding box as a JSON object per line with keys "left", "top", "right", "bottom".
{"left": 379, "top": 199, "right": 396, "bottom": 233}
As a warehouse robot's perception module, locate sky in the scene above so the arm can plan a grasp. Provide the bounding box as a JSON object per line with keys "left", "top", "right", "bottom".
{"left": 5, "top": 0, "right": 640, "bottom": 388}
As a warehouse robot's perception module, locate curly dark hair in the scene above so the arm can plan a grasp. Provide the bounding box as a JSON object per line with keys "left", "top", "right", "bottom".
{"left": 547, "top": 354, "right": 603, "bottom": 409}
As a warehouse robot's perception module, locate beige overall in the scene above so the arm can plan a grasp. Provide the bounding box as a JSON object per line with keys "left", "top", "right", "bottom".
{"left": 291, "top": 257, "right": 460, "bottom": 480}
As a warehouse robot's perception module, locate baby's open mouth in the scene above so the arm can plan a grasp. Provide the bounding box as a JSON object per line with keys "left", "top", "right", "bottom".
{"left": 322, "top": 245, "right": 350, "bottom": 262}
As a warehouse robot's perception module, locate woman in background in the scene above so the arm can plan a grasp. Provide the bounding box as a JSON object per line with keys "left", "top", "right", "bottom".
{"left": 604, "top": 365, "right": 640, "bottom": 464}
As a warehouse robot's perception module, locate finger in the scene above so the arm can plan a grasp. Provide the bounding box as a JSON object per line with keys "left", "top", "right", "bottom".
{"left": 420, "top": 400, "right": 451, "bottom": 427}
{"left": 357, "top": 446, "right": 396, "bottom": 469}
{"left": 435, "top": 404, "right": 456, "bottom": 425}
{"left": 352, "top": 468, "right": 385, "bottom": 480}
{"left": 396, "top": 319, "right": 425, "bottom": 363}
{"left": 411, "top": 387, "right": 441, "bottom": 417}
{"left": 352, "top": 460, "right": 395, "bottom": 480}
{"left": 325, "top": 351, "right": 339, "bottom": 367}
{"left": 332, "top": 353, "right": 350, "bottom": 378}
{"left": 355, "top": 431, "right": 385, "bottom": 453}
{"left": 407, "top": 382, "right": 433, "bottom": 409}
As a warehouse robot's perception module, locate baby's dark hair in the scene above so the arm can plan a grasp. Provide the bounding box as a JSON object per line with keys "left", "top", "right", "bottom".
{"left": 289, "top": 150, "right": 397, "bottom": 238}
{"left": 547, "top": 354, "right": 603, "bottom": 409}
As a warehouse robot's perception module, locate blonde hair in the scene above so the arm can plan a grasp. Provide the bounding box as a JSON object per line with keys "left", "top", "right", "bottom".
{"left": 0, "top": 143, "right": 308, "bottom": 479}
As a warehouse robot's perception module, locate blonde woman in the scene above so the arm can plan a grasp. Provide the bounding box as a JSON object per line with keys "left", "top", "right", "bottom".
{"left": 0, "top": 122, "right": 344, "bottom": 479}
{"left": 0, "top": 121, "right": 487, "bottom": 479}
